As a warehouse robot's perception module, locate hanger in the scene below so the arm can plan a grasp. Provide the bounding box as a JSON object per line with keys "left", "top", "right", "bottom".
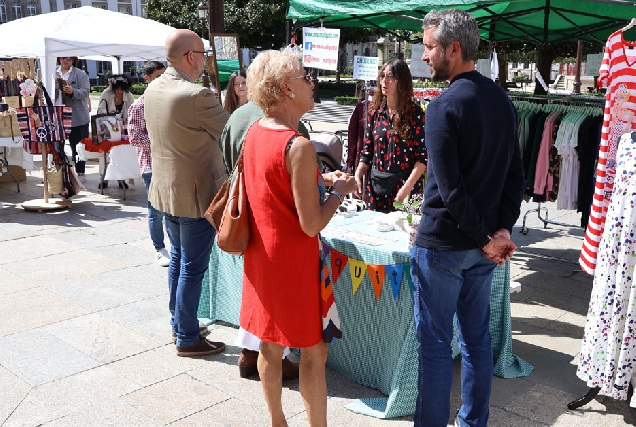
{"left": 621, "top": 18, "right": 636, "bottom": 31}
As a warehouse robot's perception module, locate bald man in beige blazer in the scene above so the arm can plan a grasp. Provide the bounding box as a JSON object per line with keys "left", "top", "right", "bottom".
{"left": 145, "top": 29, "right": 229, "bottom": 357}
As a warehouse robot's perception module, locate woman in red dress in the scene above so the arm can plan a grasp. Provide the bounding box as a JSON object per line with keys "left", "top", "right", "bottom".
{"left": 241, "top": 50, "right": 356, "bottom": 426}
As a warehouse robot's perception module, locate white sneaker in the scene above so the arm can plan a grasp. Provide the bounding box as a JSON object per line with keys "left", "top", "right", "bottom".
{"left": 155, "top": 248, "right": 170, "bottom": 267}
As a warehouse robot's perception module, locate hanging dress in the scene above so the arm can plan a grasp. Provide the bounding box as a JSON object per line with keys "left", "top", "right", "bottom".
{"left": 577, "top": 132, "right": 636, "bottom": 405}
{"left": 580, "top": 30, "right": 636, "bottom": 275}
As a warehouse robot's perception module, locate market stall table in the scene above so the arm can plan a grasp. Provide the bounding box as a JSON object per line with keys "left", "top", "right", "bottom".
{"left": 81, "top": 137, "right": 139, "bottom": 199}
{"left": 0, "top": 136, "right": 26, "bottom": 192}
{"left": 199, "top": 210, "right": 533, "bottom": 418}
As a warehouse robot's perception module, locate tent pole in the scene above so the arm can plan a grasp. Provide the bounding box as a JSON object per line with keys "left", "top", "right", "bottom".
{"left": 573, "top": 40, "right": 583, "bottom": 94}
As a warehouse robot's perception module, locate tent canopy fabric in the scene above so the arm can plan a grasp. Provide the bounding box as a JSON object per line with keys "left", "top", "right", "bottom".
{"left": 0, "top": 6, "right": 177, "bottom": 92}
{"left": 0, "top": 6, "right": 177, "bottom": 61}
{"left": 0, "top": 6, "right": 242, "bottom": 92}
{"left": 288, "top": 0, "right": 636, "bottom": 45}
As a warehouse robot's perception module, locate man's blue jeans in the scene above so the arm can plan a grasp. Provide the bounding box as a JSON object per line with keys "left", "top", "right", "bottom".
{"left": 142, "top": 173, "right": 165, "bottom": 251}
{"left": 411, "top": 245, "right": 496, "bottom": 427}
{"left": 164, "top": 214, "right": 215, "bottom": 348}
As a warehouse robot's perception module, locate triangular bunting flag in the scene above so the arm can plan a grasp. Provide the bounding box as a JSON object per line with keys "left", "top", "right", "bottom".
{"left": 404, "top": 263, "right": 414, "bottom": 296}
{"left": 349, "top": 259, "right": 367, "bottom": 295}
{"left": 367, "top": 264, "right": 385, "bottom": 300}
{"left": 322, "top": 243, "right": 331, "bottom": 259}
{"left": 385, "top": 264, "right": 404, "bottom": 300}
{"left": 330, "top": 250, "right": 349, "bottom": 284}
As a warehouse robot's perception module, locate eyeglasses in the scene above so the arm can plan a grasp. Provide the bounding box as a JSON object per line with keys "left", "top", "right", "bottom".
{"left": 379, "top": 73, "right": 396, "bottom": 82}
{"left": 290, "top": 74, "right": 312, "bottom": 84}
{"left": 184, "top": 50, "right": 208, "bottom": 57}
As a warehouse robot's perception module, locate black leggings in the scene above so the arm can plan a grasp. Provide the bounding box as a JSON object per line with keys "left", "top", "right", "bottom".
{"left": 68, "top": 124, "right": 89, "bottom": 174}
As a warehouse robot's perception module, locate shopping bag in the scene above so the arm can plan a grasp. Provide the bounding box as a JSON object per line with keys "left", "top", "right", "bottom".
{"left": 14, "top": 84, "right": 72, "bottom": 144}
{"left": 3, "top": 96, "right": 20, "bottom": 109}
{"left": 0, "top": 110, "right": 20, "bottom": 140}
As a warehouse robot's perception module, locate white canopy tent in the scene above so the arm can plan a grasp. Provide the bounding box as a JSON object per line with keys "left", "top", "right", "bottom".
{"left": 0, "top": 6, "right": 206, "bottom": 92}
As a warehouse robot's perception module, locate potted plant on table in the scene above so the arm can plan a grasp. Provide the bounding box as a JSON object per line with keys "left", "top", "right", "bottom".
{"left": 393, "top": 194, "right": 422, "bottom": 250}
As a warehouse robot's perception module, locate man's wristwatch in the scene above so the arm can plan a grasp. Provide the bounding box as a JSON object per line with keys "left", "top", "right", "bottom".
{"left": 330, "top": 190, "right": 344, "bottom": 204}
{"left": 478, "top": 235, "right": 492, "bottom": 248}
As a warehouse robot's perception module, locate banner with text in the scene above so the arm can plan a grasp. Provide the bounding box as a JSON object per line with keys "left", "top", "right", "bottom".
{"left": 353, "top": 55, "right": 379, "bottom": 80}
{"left": 302, "top": 27, "right": 340, "bottom": 71}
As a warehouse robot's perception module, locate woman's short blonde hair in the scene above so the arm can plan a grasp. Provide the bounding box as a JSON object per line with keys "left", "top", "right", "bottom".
{"left": 247, "top": 50, "right": 303, "bottom": 113}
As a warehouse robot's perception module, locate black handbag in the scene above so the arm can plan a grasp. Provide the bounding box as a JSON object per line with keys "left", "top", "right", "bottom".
{"left": 370, "top": 168, "right": 410, "bottom": 196}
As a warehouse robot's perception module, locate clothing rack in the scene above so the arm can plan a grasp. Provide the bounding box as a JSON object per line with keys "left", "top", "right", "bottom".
{"left": 510, "top": 94, "right": 604, "bottom": 234}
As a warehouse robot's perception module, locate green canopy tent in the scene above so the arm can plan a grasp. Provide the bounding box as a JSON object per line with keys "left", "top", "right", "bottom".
{"left": 287, "top": 0, "right": 636, "bottom": 46}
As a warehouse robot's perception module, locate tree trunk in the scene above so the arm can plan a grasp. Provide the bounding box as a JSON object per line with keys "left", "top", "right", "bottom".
{"left": 497, "top": 51, "right": 508, "bottom": 92}
{"left": 534, "top": 48, "right": 555, "bottom": 95}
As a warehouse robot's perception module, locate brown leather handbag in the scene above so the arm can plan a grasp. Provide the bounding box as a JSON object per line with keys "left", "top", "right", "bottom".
{"left": 205, "top": 144, "right": 249, "bottom": 256}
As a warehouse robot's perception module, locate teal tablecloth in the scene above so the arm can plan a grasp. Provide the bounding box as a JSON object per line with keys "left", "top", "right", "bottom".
{"left": 199, "top": 210, "right": 533, "bottom": 418}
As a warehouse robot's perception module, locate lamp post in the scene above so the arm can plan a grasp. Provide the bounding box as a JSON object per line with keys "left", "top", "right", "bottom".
{"left": 198, "top": 1, "right": 210, "bottom": 88}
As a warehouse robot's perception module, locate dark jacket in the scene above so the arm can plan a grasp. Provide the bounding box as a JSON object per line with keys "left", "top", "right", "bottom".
{"left": 416, "top": 71, "right": 525, "bottom": 250}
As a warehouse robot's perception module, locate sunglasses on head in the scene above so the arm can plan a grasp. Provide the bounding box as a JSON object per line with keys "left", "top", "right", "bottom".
{"left": 61, "top": 57, "right": 73, "bottom": 60}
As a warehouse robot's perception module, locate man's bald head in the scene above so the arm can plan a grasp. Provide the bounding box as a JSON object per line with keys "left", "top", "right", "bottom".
{"left": 165, "top": 29, "right": 202, "bottom": 65}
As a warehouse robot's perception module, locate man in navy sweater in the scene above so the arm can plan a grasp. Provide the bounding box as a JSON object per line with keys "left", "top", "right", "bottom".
{"left": 411, "top": 9, "right": 525, "bottom": 427}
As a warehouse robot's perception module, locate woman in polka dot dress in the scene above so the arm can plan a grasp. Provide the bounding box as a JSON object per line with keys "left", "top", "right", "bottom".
{"left": 354, "top": 59, "right": 427, "bottom": 213}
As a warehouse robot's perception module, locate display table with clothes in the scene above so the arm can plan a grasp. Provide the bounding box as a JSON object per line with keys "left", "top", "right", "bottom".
{"left": 199, "top": 210, "right": 533, "bottom": 418}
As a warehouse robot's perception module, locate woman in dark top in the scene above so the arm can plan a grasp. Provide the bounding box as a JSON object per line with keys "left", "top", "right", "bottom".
{"left": 97, "top": 74, "right": 135, "bottom": 189}
{"left": 346, "top": 81, "right": 370, "bottom": 172}
{"left": 354, "top": 59, "right": 427, "bottom": 212}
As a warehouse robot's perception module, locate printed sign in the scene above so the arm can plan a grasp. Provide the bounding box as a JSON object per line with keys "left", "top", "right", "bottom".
{"left": 409, "top": 44, "right": 431, "bottom": 78}
{"left": 353, "top": 56, "right": 379, "bottom": 80}
{"left": 586, "top": 53, "right": 603, "bottom": 77}
{"left": 302, "top": 27, "right": 340, "bottom": 71}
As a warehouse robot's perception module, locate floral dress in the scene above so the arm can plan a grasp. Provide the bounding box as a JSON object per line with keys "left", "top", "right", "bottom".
{"left": 577, "top": 132, "right": 636, "bottom": 406}
{"left": 359, "top": 102, "right": 426, "bottom": 212}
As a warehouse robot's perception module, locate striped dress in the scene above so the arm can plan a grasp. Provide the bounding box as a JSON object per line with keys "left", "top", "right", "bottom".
{"left": 579, "top": 30, "right": 636, "bottom": 275}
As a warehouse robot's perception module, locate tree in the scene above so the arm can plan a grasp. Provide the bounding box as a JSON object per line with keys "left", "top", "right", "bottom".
{"left": 145, "top": 0, "right": 289, "bottom": 50}
{"left": 224, "top": 0, "right": 288, "bottom": 50}
{"left": 145, "top": 0, "right": 204, "bottom": 35}
{"left": 492, "top": 40, "right": 599, "bottom": 95}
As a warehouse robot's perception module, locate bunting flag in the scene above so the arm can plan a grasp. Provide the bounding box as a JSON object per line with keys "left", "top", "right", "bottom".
{"left": 385, "top": 264, "right": 404, "bottom": 300}
{"left": 330, "top": 249, "right": 349, "bottom": 284}
{"left": 367, "top": 264, "right": 385, "bottom": 300}
{"left": 322, "top": 242, "right": 331, "bottom": 259}
{"left": 404, "top": 264, "right": 414, "bottom": 296}
{"left": 323, "top": 243, "right": 411, "bottom": 302}
{"left": 319, "top": 240, "right": 342, "bottom": 343}
{"left": 349, "top": 259, "right": 367, "bottom": 295}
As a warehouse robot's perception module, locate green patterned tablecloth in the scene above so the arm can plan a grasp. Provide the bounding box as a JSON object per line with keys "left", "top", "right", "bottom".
{"left": 199, "top": 210, "right": 533, "bottom": 418}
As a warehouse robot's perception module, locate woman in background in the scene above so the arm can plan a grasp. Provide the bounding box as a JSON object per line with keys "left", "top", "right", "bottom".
{"left": 346, "top": 80, "right": 370, "bottom": 172}
{"left": 97, "top": 74, "right": 135, "bottom": 189}
{"left": 223, "top": 70, "right": 248, "bottom": 115}
{"left": 354, "top": 59, "right": 426, "bottom": 212}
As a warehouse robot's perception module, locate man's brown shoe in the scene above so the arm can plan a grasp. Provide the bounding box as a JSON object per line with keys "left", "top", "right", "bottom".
{"left": 237, "top": 349, "right": 300, "bottom": 380}
{"left": 176, "top": 338, "right": 225, "bottom": 357}
{"left": 282, "top": 357, "right": 300, "bottom": 380}
{"left": 238, "top": 349, "right": 259, "bottom": 378}
{"left": 171, "top": 323, "right": 209, "bottom": 343}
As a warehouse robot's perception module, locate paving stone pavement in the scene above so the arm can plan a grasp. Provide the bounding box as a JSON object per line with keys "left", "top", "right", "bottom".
{"left": 1, "top": 112, "right": 634, "bottom": 426}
